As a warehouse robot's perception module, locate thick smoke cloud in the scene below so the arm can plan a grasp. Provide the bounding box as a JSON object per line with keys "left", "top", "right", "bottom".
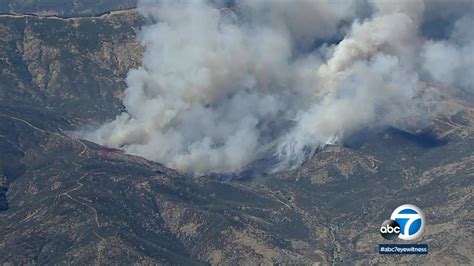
{"left": 82, "top": 0, "right": 473, "bottom": 174}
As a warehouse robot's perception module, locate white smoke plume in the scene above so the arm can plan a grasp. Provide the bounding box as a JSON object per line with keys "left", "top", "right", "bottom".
{"left": 82, "top": 0, "right": 473, "bottom": 174}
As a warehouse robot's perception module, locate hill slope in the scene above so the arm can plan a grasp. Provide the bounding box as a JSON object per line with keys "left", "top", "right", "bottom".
{"left": 0, "top": 10, "right": 473, "bottom": 265}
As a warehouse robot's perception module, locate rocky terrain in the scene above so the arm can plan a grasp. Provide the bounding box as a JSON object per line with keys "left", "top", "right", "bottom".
{"left": 0, "top": 8, "right": 473, "bottom": 265}
{"left": 0, "top": 0, "right": 137, "bottom": 17}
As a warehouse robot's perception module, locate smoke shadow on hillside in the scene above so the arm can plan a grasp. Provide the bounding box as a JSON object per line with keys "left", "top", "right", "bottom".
{"left": 344, "top": 127, "right": 448, "bottom": 149}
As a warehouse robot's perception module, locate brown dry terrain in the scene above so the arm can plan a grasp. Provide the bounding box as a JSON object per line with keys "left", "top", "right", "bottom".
{"left": 0, "top": 9, "right": 473, "bottom": 265}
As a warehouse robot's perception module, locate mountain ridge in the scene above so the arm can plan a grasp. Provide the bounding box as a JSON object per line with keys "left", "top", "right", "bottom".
{"left": 0, "top": 8, "right": 473, "bottom": 265}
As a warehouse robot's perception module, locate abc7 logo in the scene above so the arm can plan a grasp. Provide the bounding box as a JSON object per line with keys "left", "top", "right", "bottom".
{"left": 380, "top": 204, "right": 425, "bottom": 240}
